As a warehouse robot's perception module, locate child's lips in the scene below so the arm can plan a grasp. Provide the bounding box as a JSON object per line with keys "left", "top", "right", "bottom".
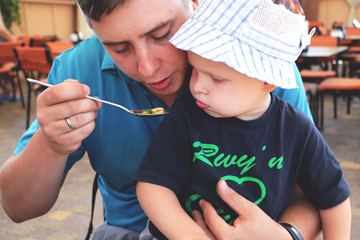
{"left": 196, "top": 100, "right": 209, "bottom": 109}
{"left": 149, "top": 76, "right": 171, "bottom": 90}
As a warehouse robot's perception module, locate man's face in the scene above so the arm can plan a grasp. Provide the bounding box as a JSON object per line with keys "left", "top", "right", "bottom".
{"left": 91, "top": 0, "right": 196, "bottom": 104}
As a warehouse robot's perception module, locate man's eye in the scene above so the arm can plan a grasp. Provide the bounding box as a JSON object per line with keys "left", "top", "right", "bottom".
{"left": 114, "top": 46, "right": 130, "bottom": 55}
{"left": 153, "top": 30, "right": 171, "bottom": 43}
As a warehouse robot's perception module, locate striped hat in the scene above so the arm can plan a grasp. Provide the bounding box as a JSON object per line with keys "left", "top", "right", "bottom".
{"left": 170, "top": 0, "right": 308, "bottom": 89}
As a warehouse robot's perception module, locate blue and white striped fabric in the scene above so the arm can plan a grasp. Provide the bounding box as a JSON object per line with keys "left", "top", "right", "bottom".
{"left": 170, "top": 0, "right": 307, "bottom": 89}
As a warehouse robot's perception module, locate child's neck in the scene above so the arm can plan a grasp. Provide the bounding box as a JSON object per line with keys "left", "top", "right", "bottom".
{"left": 238, "top": 93, "right": 272, "bottom": 121}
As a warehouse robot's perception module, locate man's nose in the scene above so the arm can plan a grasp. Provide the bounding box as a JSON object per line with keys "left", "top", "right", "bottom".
{"left": 136, "top": 48, "right": 160, "bottom": 78}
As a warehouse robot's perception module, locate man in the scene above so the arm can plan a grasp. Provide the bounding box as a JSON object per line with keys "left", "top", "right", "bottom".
{"left": 0, "top": 0, "right": 321, "bottom": 239}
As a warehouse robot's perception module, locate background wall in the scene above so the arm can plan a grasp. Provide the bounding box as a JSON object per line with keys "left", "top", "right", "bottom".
{"left": 10, "top": 0, "right": 93, "bottom": 40}
{"left": 302, "top": 0, "right": 360, "bottom": 29}
{"left": 7, "top": 0, "right": 360, "bottom": 40}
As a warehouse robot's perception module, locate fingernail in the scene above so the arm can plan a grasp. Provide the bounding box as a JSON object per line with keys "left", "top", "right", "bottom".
{"left": 219, "top": 179, "right": 228, "bottom": 191}
{"left": 191, "top": 210, "right": 196, "bottom": 217}
{"left": 83, "top": 85, "right": 90, "bottom": 95}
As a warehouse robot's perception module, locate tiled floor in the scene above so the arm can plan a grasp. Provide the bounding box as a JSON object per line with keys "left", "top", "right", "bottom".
{"left": 0, "top": 85, "right": 359, "bottom": 239}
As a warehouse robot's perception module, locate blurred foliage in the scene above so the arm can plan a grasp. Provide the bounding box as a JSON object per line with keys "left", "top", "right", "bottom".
{"left": 0, "top": 0, "right": 21, "bottom": 29}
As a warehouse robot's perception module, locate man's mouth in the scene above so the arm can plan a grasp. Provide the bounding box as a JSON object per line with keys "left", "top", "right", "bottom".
{"left": 149, "top": 76, "right": 171, "bottom": 91}
{"left": 196, "top": 99, "right": 209, "bottom": 109}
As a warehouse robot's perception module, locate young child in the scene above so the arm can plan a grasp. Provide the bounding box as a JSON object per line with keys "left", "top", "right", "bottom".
{"left": 135, "top": 0, "right": 351, "bottom": 239}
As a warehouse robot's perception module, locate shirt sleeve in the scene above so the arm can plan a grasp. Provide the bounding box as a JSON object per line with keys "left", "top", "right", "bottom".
{"left": 134, "top": 99, "right": 193, "bottom": 194}
{"left": 297, "top": 123, "right": 351, "bottom": 209}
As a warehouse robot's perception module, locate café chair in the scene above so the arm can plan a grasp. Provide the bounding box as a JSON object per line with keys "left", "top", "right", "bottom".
{"left": 298, "top": 35, "right": 339, "bottom": 99}
{"left": 310, "top": 35, "right": 339, "bottom": 47}
{"left": 16, "top": 35, "right": 41, "bottom": 47}
{"left": 300, "top": 70, "right": 336, "bottom": 84}
{"left": 13, "top": 46, "right": 51, "bottom": 129}
{"left": 341, "top": 52, "right": 360, "bottom": 77}
{"left": 315, "top": 77, "right": 360, "bottom": 130}
{"left": 0, "top": 41, "right": 25, "bottom": 107}
{"left": 345, "top": 26, "right": 360, "bottom": 37}
{"left": 29, "top": 35, "right": 57, "bottom": 47}
{"left": 309, "top": 35, "right": 340, "bottom": 71}
{"left": 309, "top": 21, "right": 324, "bottom": 31}
{"left": 44, "top": 40, "right": 75, "bottom": 64}
{"left": 340, "top": 26, "right": 360, "bottom": 77}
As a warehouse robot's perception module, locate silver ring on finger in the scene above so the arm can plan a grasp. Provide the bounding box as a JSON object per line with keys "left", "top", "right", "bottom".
{"left": 65, "top": 117, "right": 75, "bottom": 130}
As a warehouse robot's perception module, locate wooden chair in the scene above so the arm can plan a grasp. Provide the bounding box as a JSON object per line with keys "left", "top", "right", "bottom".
{"left": 299, "top": 35, "right": 339, "bottom": 83}
{"left": 0, "top": 41, "right": 25, "bottom": 107}
{"left": 309, "top": 35, "right": 339, "bottom": 47}
{"left": 17, "top": 35, "right": 42, "bottom": 46}
{"left": 44, "top": 40, "right": 74, "bottom": 64}
{"left": 339, "top": 27, "right": 360, "bottom": 47}
{"left": 340, "top": 27, "right": 360, "bottom": 77}
{"left": 315, "top": 78, "right": 360, "bottom": 130}
{"left": 13, "top": 46, "right": 51, "bottom": 129}
{"left": 29, "top": 35, "right": 57, "bottom": 47}
{"left": 16, "top": 35, "right": 57, "bottom": 47}
{"left": 309, "top": 21, "right": 324, "bottom": 30}
{"left": 345, "top": 27, "right": 360, "bottom": 36}
{"left": 298, "top": 36, "right": 359, "bottom": 129}
{"left": 310, "top": 36, "right": 339, "bottom": 70}
{"left": 300, "top": 70, "right": 336, "bottom": 84}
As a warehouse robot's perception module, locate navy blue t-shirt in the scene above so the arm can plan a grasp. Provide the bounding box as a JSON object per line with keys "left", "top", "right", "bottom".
{"left": 135, "top": 92, "right": 350, "bottom": 239}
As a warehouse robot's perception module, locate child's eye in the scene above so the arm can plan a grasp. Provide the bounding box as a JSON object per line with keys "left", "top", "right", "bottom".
{"left": 211, "top": 75, "right": 223, "bottom": 82}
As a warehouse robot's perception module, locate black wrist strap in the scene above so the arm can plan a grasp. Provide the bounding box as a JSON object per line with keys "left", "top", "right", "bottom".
{"left": 280, "top": 223, "right": 304, "bottom": 240}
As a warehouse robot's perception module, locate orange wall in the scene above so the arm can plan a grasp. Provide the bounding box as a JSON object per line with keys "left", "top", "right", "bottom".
{"left": 11, "top": 0, "right": 77, "bottom": 40}
{"left": 303, "top": 0, "right": 360, "bottom": 29}
{"left": 10, "top": 0, "right": 359, "bottom": 39}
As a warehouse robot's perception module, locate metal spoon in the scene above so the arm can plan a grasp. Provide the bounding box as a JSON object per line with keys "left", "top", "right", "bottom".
{"left": 27, "top": 78, "right": 169, "bottom": 117}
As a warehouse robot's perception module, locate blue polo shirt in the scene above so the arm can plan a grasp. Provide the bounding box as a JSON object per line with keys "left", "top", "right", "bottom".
{"left": 14, "top": 35, "right": 312, "bottom": 232}
{"left": 14, "top": 35, "right": 167, "bottom": 232}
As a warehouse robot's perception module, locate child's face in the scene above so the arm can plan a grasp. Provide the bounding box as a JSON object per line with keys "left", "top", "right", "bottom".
{"left": 188, "top": 51, "right": 271, "bottom": 120}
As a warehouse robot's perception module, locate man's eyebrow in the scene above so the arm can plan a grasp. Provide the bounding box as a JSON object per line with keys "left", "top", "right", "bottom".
{"left": 102, "top": 40, "right": 127, "bottom": 46}
{"left": 140, "top": 20, "right": 171, "bottom": 37}
{"left": 102, "top": 20, "right": 172, "bottom": 46}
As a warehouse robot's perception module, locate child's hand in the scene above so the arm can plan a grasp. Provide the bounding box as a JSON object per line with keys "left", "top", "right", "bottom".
{"left": 192, "top": 210, "right": 216, "bottom": 240}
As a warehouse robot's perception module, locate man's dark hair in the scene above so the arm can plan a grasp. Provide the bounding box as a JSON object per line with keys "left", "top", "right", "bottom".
{"left": 76, "top": 0, "right": 127, "bottom": 22}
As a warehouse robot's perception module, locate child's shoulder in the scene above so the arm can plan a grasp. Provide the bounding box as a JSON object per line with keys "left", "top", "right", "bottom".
{"left": 272, "top": 93, "right": 314, "bottom": 127}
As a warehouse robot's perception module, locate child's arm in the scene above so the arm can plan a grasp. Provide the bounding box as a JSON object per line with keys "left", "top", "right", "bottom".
{"left": 319, "top": 197, "right": 351, "bottom": 240}
{"left": 137, "top": 181, "right": 214, "bottom": 240}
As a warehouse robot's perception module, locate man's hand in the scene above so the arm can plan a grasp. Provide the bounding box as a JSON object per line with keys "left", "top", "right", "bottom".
{"left": 36, "top": 79, "right": 101, "bottom": 154}
{"left": 194, "top": 180, "right": 292, "bottom": 240}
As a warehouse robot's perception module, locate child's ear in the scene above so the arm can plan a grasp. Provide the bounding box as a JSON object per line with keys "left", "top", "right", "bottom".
{"left": 262, "top": 83, "right": 277, "bottom": 92}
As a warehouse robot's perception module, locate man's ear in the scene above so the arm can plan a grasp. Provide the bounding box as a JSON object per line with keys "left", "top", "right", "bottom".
{"left": 191, "top": 0, "right": 199, "bottom": 9}
{"left": 262, "top": 83, "right": 277, "bottom": 92}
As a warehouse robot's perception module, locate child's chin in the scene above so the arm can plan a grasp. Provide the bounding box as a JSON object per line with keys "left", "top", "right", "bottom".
{"left": 204, "top": 110, "right": 223, "bottom": 118}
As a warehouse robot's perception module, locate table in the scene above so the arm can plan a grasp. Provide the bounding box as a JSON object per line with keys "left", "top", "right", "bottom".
{"left": 299, "top": 46, "right": 349, "bottom": 76}
{"left": 298, "top": 46, "right": 349, "bottom": 130}
{"left": 300, "top": 46, "right": 348, "bottom": 58}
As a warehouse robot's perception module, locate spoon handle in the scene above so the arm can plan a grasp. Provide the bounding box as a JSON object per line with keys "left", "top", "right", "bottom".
{"left": 26, "top": 78, "right": 132, "bottom": 113}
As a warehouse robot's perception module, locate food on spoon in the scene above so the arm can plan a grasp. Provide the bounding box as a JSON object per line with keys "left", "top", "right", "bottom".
{"left": 141, "top": 107, "right": 165, "bottom": 115}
